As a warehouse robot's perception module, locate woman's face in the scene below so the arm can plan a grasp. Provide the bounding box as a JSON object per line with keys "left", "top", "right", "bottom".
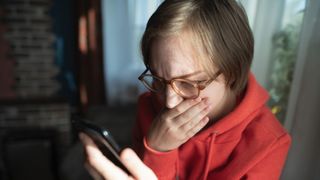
{"left": 149, "top": 33, "right": 235, "bottom": 120}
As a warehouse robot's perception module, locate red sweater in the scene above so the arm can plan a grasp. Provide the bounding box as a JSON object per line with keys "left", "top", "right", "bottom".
{"left": 133, "top": 74, "right": 291, "bottom": 180}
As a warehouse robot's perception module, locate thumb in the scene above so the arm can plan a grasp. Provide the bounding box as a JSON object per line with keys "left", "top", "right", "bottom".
{"left": 120, "top": 148, "right": 157, "bottom": 180}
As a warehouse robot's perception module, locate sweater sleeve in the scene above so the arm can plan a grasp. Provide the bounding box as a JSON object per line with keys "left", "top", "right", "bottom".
{"left": 142, "top": 137, "right": 178, "bottom": 179}
{"left": 244, "top": 133, "right": 291, "bottom": 180}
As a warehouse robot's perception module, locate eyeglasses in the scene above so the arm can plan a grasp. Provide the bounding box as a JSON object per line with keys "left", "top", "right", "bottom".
{"left": 138, "top": 68, "right": 220, "bottom": 99}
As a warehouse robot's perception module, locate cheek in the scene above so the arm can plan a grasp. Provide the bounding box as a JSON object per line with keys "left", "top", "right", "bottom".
{"left": 199, "top": 83, "right": 227, "bottom": 119}
{"left": 199, "top": 82, "right": 227, "bottom": 106}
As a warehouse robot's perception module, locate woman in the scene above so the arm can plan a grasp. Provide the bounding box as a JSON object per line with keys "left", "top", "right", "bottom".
{"left": 81, "top": 0, "right": 291, "bottom": 179}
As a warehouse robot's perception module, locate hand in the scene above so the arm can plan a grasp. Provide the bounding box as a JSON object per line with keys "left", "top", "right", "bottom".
{"left": 79, "top": 133, "right": 158, "bottom": 180}
{"left": 147, "top": 98, "right": 211, "bottom": 152}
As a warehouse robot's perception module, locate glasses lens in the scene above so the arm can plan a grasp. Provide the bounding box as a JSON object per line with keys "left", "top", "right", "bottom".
{"left": 173, "top": 80, "right": 198, "bottom": 98}
{"left": 141, "top": 75, "right": 164, "bottom": 92}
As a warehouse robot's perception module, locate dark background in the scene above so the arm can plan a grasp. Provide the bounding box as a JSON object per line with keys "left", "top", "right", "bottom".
{"left": 0, "top": 0, "right": 135, "bottom": 179}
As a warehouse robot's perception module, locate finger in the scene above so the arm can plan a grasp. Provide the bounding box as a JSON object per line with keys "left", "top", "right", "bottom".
{"left": 86, "top": 150, "right": 128, "bottom": 180}
{"left": 120, "top": 148, "right": 158, "bottom": 180}
{"left": 178, "top": 103, "right": 211, "bottom": 132}
{"left": 79, "top": 132, "right": 96, "bottom": 147}
{"left": 185, "top": 116, "right": 210, "bottom": 139}
{"left": 165, "top": 97, "right": 202, "bottom": 119}
{"left": 175, "top": 98, "right": 210, "bottom": 127}
{"left": 79, "top": 133, "right": 129, "bottom": 179}
{"left": 84, "top": 162, "right": 104, "bottom": 180}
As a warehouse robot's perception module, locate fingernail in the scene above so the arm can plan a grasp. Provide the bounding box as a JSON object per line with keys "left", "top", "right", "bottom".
{"left": 122, "top": 156, "right": 131, "bottom": 162}
{"left": 121, "top": 149, "right": 132, "bottom": 162}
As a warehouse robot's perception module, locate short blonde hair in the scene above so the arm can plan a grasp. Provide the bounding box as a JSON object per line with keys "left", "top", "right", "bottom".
{"left": 141, "top": 0, "right": 254, "bottom": 95}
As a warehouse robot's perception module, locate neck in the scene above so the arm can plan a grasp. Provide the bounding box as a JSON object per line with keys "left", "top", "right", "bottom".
{"left": 207, "top": 89, "right": 237, "bottom": 126}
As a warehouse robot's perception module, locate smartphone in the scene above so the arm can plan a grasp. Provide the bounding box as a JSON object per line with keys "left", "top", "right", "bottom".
{"left": 73, "top": 119, "right": 131, "bottom": 175}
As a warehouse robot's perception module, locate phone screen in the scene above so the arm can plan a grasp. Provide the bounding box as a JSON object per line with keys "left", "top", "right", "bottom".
{"left": 73, "top": 119, "right": 131, "bottom": 175}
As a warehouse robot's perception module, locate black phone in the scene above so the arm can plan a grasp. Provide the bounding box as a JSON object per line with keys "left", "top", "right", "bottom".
{"left": 73, "top": 119, "right": 131, "bottom": 175}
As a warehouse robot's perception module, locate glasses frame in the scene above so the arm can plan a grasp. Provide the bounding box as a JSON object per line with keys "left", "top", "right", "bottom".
{"left": 138, "top": 67, "right": 221, "bottom": 99}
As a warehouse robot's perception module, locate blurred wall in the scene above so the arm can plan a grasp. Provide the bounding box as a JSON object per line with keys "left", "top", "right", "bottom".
{"left": 281, "top": 0, "right": 320, "bottom": 179}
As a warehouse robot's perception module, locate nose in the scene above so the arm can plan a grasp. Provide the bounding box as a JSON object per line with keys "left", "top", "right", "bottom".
{"left": 165, "top": 85, "right": 183, "bottom": 109}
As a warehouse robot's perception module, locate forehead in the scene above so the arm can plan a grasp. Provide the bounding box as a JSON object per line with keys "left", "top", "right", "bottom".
{"left": 149, "top": 33, "right": 205, "bottom": 77}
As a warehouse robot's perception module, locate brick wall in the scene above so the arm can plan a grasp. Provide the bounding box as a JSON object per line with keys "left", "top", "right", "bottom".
{"left": 0, "top": 99, "right": 72, "bottom": 146}
{"left": 0, "top": 7, "right": 15, "bottom": 99}
{"left": 1, "top": 0, "right": 60, "bottom": 98}
{"left": 0, "top": 1, "right": 72, "bottom": 178}
{"left": 0, "top": 0, "right": 71, "bottom": 133}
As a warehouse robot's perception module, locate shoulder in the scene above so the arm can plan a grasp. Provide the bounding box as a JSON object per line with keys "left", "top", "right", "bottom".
{"left": 245, "top": 106, "right": 291, "bottom": 147}
{"left": 137, "top": 92, "right": 156, "bottom": 124}
{"left": 138, "top": 92, "right": 153, "bottom": 104}
{"left": 137, "top": 92, "right": 154, "bottom": 113}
